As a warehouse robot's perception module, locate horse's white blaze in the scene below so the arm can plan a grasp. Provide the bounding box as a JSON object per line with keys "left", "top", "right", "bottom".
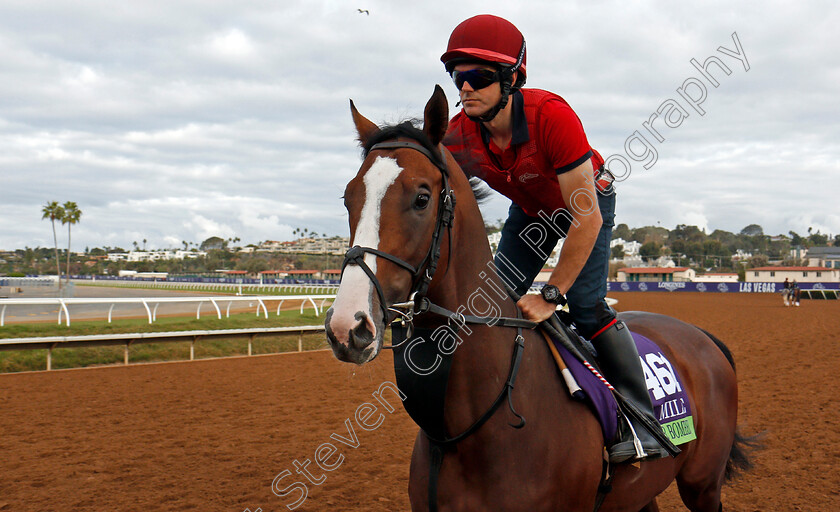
{"left": 329, "top": 156, "right": 403, "bottom": 344}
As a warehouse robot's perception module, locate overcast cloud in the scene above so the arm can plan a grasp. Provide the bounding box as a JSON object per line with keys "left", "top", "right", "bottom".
{"left": 1, "top": 0, "right": 838, "bottom": 251}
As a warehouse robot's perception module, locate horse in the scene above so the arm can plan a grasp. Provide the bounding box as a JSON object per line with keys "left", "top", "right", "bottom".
{"left": 325, "top": 85, "right": 756, "bottom": 511}
{"left": 781, "top": 287, "right": 791, "bottom": 307}
{"left": 782, "top": 285, "right": 801, "bottom": 307}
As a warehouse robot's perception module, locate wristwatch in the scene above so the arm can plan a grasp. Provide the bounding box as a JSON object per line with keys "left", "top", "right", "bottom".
{"left": 541, "top": 284, "right": 566, "bottom": 306}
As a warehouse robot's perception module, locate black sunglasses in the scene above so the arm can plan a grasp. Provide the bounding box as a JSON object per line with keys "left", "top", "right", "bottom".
{"left": 451, "top": 68, "right": 502, "bottom": 90}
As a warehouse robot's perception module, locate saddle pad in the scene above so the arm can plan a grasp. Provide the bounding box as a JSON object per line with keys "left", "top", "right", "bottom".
{"left": 554, "top": 331, "right": 696, "bottom": 446}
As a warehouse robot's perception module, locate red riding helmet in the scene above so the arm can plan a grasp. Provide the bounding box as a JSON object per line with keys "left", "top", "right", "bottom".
{"left": 441, "top": 14, "right": 527, "bottom": 80}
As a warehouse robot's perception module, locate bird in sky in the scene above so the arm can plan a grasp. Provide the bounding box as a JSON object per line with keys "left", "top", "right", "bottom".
{"left": 357, "top": 8, "right": 369, "bottom": 15}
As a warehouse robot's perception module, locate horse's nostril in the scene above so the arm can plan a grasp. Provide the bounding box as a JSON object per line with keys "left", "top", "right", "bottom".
{"left": 349, "top": 312, "right": 375, "bottom": 350}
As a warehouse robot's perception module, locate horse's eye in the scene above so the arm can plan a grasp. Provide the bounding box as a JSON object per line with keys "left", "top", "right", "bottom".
{"left": 414, "top": 193, "right": 431, "bottom": 210}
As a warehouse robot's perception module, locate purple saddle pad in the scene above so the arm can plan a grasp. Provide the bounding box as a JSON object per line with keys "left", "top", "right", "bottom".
{"left": 554, "top": 331, "right": 696, "bottom": 446}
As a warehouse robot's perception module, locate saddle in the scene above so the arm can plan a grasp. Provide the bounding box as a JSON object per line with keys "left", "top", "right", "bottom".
{"left": 549, "top": 327, "right": 696, "bottom": 448}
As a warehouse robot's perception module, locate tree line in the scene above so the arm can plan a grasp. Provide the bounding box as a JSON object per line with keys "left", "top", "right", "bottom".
{"left": 609, "top": 223, "right": 837, "bottom": 270}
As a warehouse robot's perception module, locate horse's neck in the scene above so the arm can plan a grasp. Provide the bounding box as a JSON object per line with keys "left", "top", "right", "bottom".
{"left": 426, "top": 198, "right": 519, "bottom": 321}
{"left": 424, "top": 193, "right": 523, "bottom": 375}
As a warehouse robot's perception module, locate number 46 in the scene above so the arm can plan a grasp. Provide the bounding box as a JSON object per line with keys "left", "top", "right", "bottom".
{"left": 640, "top": 352, "right": 681, "bottom": 400}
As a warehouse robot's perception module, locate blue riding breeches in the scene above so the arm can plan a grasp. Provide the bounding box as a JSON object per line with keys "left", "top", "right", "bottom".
{"left": 493, "top": 190, "right": 616, "bottom": 340}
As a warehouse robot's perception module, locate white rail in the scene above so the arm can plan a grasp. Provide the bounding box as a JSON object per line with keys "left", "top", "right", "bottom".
{"left": 77, "top": 280, "right": 339, "bottom": 295}
{"left": 800, "top": 288, "right": 839, "bottom": 300}
{"left": 0, "top": 295, "right": 336, "bottom": 327}
{"left": 0, "top": 325, "right": 327, "bottom": 371}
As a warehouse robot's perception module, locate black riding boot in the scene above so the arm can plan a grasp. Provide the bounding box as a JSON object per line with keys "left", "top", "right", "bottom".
{"left": 590, "top": 320, "right": 668, "bottom": 463}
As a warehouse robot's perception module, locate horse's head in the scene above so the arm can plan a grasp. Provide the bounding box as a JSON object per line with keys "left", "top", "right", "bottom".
{"left": 325, "top": 86, "right": 452, "bottom": 365}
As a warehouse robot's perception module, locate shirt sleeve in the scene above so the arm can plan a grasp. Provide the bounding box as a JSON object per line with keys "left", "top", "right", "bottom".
{"left": 537, "top": 98, "right": 594, "bottom": 174}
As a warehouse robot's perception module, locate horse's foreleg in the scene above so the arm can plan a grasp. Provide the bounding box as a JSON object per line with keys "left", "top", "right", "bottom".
{"left": 639, "top": 498, "right": 660, "bottom": 511}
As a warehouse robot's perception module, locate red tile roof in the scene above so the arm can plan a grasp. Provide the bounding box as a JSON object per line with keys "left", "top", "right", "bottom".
{"left": 618, "top": 267, "right": 690, "bottom": 274}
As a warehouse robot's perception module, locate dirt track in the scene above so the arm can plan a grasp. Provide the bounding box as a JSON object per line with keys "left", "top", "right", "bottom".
{"left": 0, "top": 292, "right": 837, "bottom": 511}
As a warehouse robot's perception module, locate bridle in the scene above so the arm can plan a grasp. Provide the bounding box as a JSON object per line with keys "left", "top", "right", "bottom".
{"left": 340, "top": 139, "right": 456, "bottom": 326}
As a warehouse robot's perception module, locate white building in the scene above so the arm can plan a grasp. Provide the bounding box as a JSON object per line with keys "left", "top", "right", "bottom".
{"left": 731, "top": 249, "right": 752, "bottom": 262}
{"left": 746, "top": 266, "right": 839, "bottom": 283}
{"left": 261, "top": 237, "right": 349, "bottom": 255}
{"left": 107, "top": 250, "right": 206, "bottom": 262}
{"left": 693, "top": 272, "right": 739, "bottom": 283}
{"left": 616, "top": 267, "right": 696, "bottom": 282}
{"left": 487, "top": 231, "right": 502, "bottom": 253}
{"left": 611, "top": 238, "right": 641, "bottom": 256}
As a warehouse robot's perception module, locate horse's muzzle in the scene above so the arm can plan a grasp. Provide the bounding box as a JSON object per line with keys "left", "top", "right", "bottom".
{"left": 325, "top": 308, "right": 381, "bottom": 364}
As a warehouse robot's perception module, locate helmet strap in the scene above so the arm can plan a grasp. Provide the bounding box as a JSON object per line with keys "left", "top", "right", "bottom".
{"left": 465, "top": 74, "right": 513, "bottom": 123}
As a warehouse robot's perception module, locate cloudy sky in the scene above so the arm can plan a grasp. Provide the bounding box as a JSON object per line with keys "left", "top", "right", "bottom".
{"left": 2, "top": 0, "right": 838, "bottom": 251}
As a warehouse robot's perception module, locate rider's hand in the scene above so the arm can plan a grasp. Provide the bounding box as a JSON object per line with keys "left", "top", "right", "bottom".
{"left": 517, "top": 294, "right": 558, "bottom": 323}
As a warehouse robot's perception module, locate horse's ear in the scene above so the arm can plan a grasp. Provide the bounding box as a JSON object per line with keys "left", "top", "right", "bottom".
{"left": 422, "top": 85, "right": 449, "bottom": 146}
{"left": 350, "top": 99, "right": 379, "bottom": 146}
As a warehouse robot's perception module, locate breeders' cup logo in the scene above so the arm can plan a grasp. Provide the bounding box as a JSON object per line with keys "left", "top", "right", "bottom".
{"left": 717, "top": 283, "right": 729, "bottom": 293}
{"left": 639, "top": 282, "right": 649, "bottom": 291}
{"left": 620, "top": 283, "right": 630, "bottom": 291}
{"left": 813, "top": 283, "right": 825, "bottom": 289}
{"left": 696, "top": 283, "right": 707, "bottom": 292}
{"left": 658, "top": 282, "right": 685, "bottom": 291}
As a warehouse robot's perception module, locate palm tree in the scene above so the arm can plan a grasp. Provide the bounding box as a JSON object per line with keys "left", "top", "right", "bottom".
{"left": 41, "top": 201, "right": 65, "bottom": 289}
{"left": 61, "top": 201, "right": 82, "bottom": 285}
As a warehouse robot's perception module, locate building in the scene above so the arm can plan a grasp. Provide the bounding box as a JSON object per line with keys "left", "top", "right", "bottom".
{"left": 107, "top": 250, "right": 206, "bottom": 262}
{"left": 487, "top": 231, "right": 502, "bottom": 253}
{"left": 790, "top": 246, "right": 807, "bottom": 261}
{"left": 693, "top": 272, "right": 739, "bottom": 283}
{"left": 261, "top": 237, "right": 349, "bottom": 255}
{"left": 216, "top": 270, "right": 251, "bottom": 279}
{"left": 803, "top": 247, "right": 840, "bottom": 269}
{"left": 610, "top": 238, "right": 642, "bottom": 256}
{"left": 730, "top": 249, "right": 752, "bottom": 262}
{"left": 259, "top": 269, "right": 324, "bottom": 281}
{"left": 322, "top": 269, "right": 342, "bottom": 281}
{"left": 746, "top": 266, "right": 839, "bottom": 283}
{"left": 616, "top": 267, "right": 696, "bottom": 282}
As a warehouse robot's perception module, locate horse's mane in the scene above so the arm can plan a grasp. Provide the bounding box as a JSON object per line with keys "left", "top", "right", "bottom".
{"left": 362, "top": 119, "right": 494, "bottom": 206}
{"left": 362, "top": 120, "right": 437, "bottom": 158}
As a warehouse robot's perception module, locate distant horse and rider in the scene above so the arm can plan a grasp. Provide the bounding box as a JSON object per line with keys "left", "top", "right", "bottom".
{"left": 324, "top": 86, "right": 759, "bottom": 511}
{"left": 782, "top": 278, "right": 801, "bottom": 307}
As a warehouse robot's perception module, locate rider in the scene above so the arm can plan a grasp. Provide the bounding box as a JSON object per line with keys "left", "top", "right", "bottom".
{"left": 440, "top": 14, "right": 667, "bottom": 463}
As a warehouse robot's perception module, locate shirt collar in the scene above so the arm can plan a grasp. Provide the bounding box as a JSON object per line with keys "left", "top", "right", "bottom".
{"left": 479, "top": 90, "right": 529, "bottom": 146}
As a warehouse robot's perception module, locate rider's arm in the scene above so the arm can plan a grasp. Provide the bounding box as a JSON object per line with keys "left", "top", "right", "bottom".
{"left": 547, "top": 159, "right": 602, "bottom": 295}
{"left": 517, "top": 159, "right": 601, "bottom": 322}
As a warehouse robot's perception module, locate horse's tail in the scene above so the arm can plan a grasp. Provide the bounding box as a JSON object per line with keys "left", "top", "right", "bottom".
{"left": 694, "top": 326, "right": 764, "bottom": 481}
{"left": 725, "top": 429, "right": 763, "bottom": 481}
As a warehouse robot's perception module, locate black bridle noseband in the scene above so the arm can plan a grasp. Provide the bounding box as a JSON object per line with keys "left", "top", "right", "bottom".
{"left": 340, "top": 139, "right": 456, "bottom": 325}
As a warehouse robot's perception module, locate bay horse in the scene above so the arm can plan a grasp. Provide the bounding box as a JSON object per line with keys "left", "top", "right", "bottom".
{"left": 325, "top": 85, "right": 755, "bottom": 511}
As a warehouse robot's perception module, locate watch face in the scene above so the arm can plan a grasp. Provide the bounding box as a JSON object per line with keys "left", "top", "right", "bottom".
{"left": 543, "top": 285, "right": 559, "bottom": 302}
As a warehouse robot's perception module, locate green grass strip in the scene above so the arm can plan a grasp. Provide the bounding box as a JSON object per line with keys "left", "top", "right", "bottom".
{"left": 0, "top": 310, "right": 342, "bottom": 373}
